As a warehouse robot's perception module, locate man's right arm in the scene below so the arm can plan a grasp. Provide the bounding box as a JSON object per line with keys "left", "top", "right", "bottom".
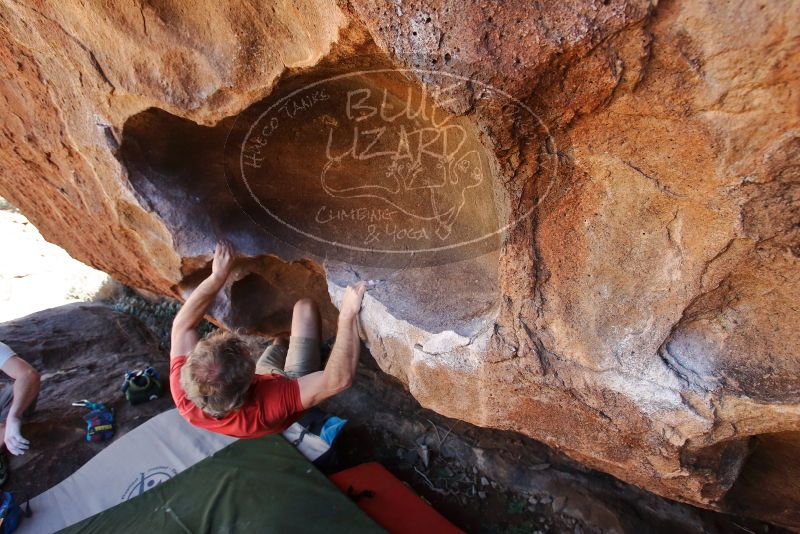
{"left": 170, "top": 240, "right": 235, "bottom": 358}
{"left": 297, "top": 282, "right": 366, "bottom": 409}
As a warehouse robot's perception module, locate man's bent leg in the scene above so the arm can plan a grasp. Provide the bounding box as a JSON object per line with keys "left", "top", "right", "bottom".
{"left": 284, "top": 299, "right": 321, "bottom": 378}
{"left": 289, "top": 298, "right": 321, "bottom": 340}
{"left": 256, "top": 335, "right": 289, "bottom": 375}
{"left": 284, "top": 337, "right": 321, "bottom": 378}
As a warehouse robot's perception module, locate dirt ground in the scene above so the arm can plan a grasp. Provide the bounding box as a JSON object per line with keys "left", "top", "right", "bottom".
{"left": 323, "top": 361, "right": 784, "bottom": 534}
{"left": 333, "top": 414, "right": 589, "bottom": 534}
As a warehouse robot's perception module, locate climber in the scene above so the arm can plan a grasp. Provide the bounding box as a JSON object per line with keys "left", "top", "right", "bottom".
{"left": 0, "top": 341, "right": 42, "bottom": 485}
{"left": 169, "top": 239, "right": 366, "bottom": 438}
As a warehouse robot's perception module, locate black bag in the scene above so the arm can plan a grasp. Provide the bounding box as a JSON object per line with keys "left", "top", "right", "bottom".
{"left": 121, "top": 367, "right": 162, "bottom": 405}
{"left": 282, "top": 408, "right": 347, "bottom": 473}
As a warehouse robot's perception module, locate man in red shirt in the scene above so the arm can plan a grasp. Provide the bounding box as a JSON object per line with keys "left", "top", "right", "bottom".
{"left": 170, "top": 240, "right": 366, "bottom": 438}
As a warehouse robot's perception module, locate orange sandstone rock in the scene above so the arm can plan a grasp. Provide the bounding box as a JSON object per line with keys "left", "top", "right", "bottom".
{"left": 0, "top": 0, "right": 797, "bottom": 527}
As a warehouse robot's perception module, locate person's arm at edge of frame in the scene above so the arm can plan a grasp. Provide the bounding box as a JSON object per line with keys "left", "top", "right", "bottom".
{"left": 170, "top": 239, "right": 235, "bottom": 359}
{"left": 2, "top": 355, "right": 40, "bottom": 455}
{"left": 297, "top": 282, "right": 367, "bottom": 409}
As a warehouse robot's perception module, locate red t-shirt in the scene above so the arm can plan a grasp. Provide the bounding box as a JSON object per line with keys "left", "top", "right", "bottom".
{"left": 170, "top": 356, "right": 305, "bottom": 438}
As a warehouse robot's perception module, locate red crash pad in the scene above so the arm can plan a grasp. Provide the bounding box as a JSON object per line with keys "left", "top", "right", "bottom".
{"left": 329, "top": 462, "right": 463, "bottom": 534}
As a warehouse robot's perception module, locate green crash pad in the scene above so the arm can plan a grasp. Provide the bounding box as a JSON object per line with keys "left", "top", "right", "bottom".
{"left": 61, "top": 435, "right": 384, "bottom": 533}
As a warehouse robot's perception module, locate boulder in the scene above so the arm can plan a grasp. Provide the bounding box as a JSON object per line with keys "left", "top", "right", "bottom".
{"left": 0, "top": 0, "right": 797, "bottom": 526}
{"left": 0, "top": 303, "right": 172, "bottom": 497}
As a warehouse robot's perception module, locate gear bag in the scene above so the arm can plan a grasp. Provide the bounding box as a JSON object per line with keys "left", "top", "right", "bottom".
{"left": 72, "top": 400, "right": 115, "bottom": 442}
{"left": 121, "top": 367, "right": 162, "bottom": 405}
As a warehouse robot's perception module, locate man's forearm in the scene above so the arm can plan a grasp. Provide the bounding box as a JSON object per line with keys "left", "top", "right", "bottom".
{"left": 173, "top": 273, "right": 227, "bottom": 331}
{"left": 322, "top": 313, "right": 360, "bottom": 391}
{"left": 8, "top": 371, "right": 39, "bottom": 420}
{"left": 296, "top": 282, "right": 366, "bottom": 408}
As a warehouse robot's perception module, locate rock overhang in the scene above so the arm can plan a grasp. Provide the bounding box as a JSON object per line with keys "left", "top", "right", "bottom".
{"left": 118, "top": 51, "right": 515, "bottom": 341}
{"left": 0, "top": 0, "right": 799, "bottom": 528}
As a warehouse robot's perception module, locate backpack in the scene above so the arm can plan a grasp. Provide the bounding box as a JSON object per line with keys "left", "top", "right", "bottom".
{"left": 282, "top": 408, "right": 347, "bottom": 473}
{"left": 0, "top": 492, "right": 30, "bottom": 533}
{"left": 121, "top": 367, "right": 162, "bottom": 405}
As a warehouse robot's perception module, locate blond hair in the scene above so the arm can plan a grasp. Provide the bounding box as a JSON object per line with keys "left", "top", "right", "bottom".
{"left": 180, "top": 330, "right": 255, "bottom": 418}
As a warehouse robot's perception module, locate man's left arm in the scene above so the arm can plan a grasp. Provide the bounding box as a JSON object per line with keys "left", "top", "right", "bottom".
{"left": 170, "top": 240, "right": 235, "bottom": 358}
{"left": 2, "top": 355, "right": 40, "bottom": 455}
{"left": 297, "top": 282, "right": 366, "bottom": 409}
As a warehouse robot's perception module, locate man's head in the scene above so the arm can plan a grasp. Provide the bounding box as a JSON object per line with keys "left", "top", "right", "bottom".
{"left": 180, "top": 330, "right": 255, "bottom": 418}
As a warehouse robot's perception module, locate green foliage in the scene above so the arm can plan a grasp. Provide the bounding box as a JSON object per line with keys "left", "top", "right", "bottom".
{"left": 111, "top": 287, "right": 215, "bottom": 350}
{"left": 507, "top": 496, "right": 527, "bottom": 515}
{"left": 0, "top": 197, "right": 17, "bottom": 212}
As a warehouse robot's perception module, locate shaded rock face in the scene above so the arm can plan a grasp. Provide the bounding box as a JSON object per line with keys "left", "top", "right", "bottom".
{"left": 0, "top": 0, "right": 797, "bottom": 527}
{"left": 0, "top": 304, "right": 172, "bottom": 497}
